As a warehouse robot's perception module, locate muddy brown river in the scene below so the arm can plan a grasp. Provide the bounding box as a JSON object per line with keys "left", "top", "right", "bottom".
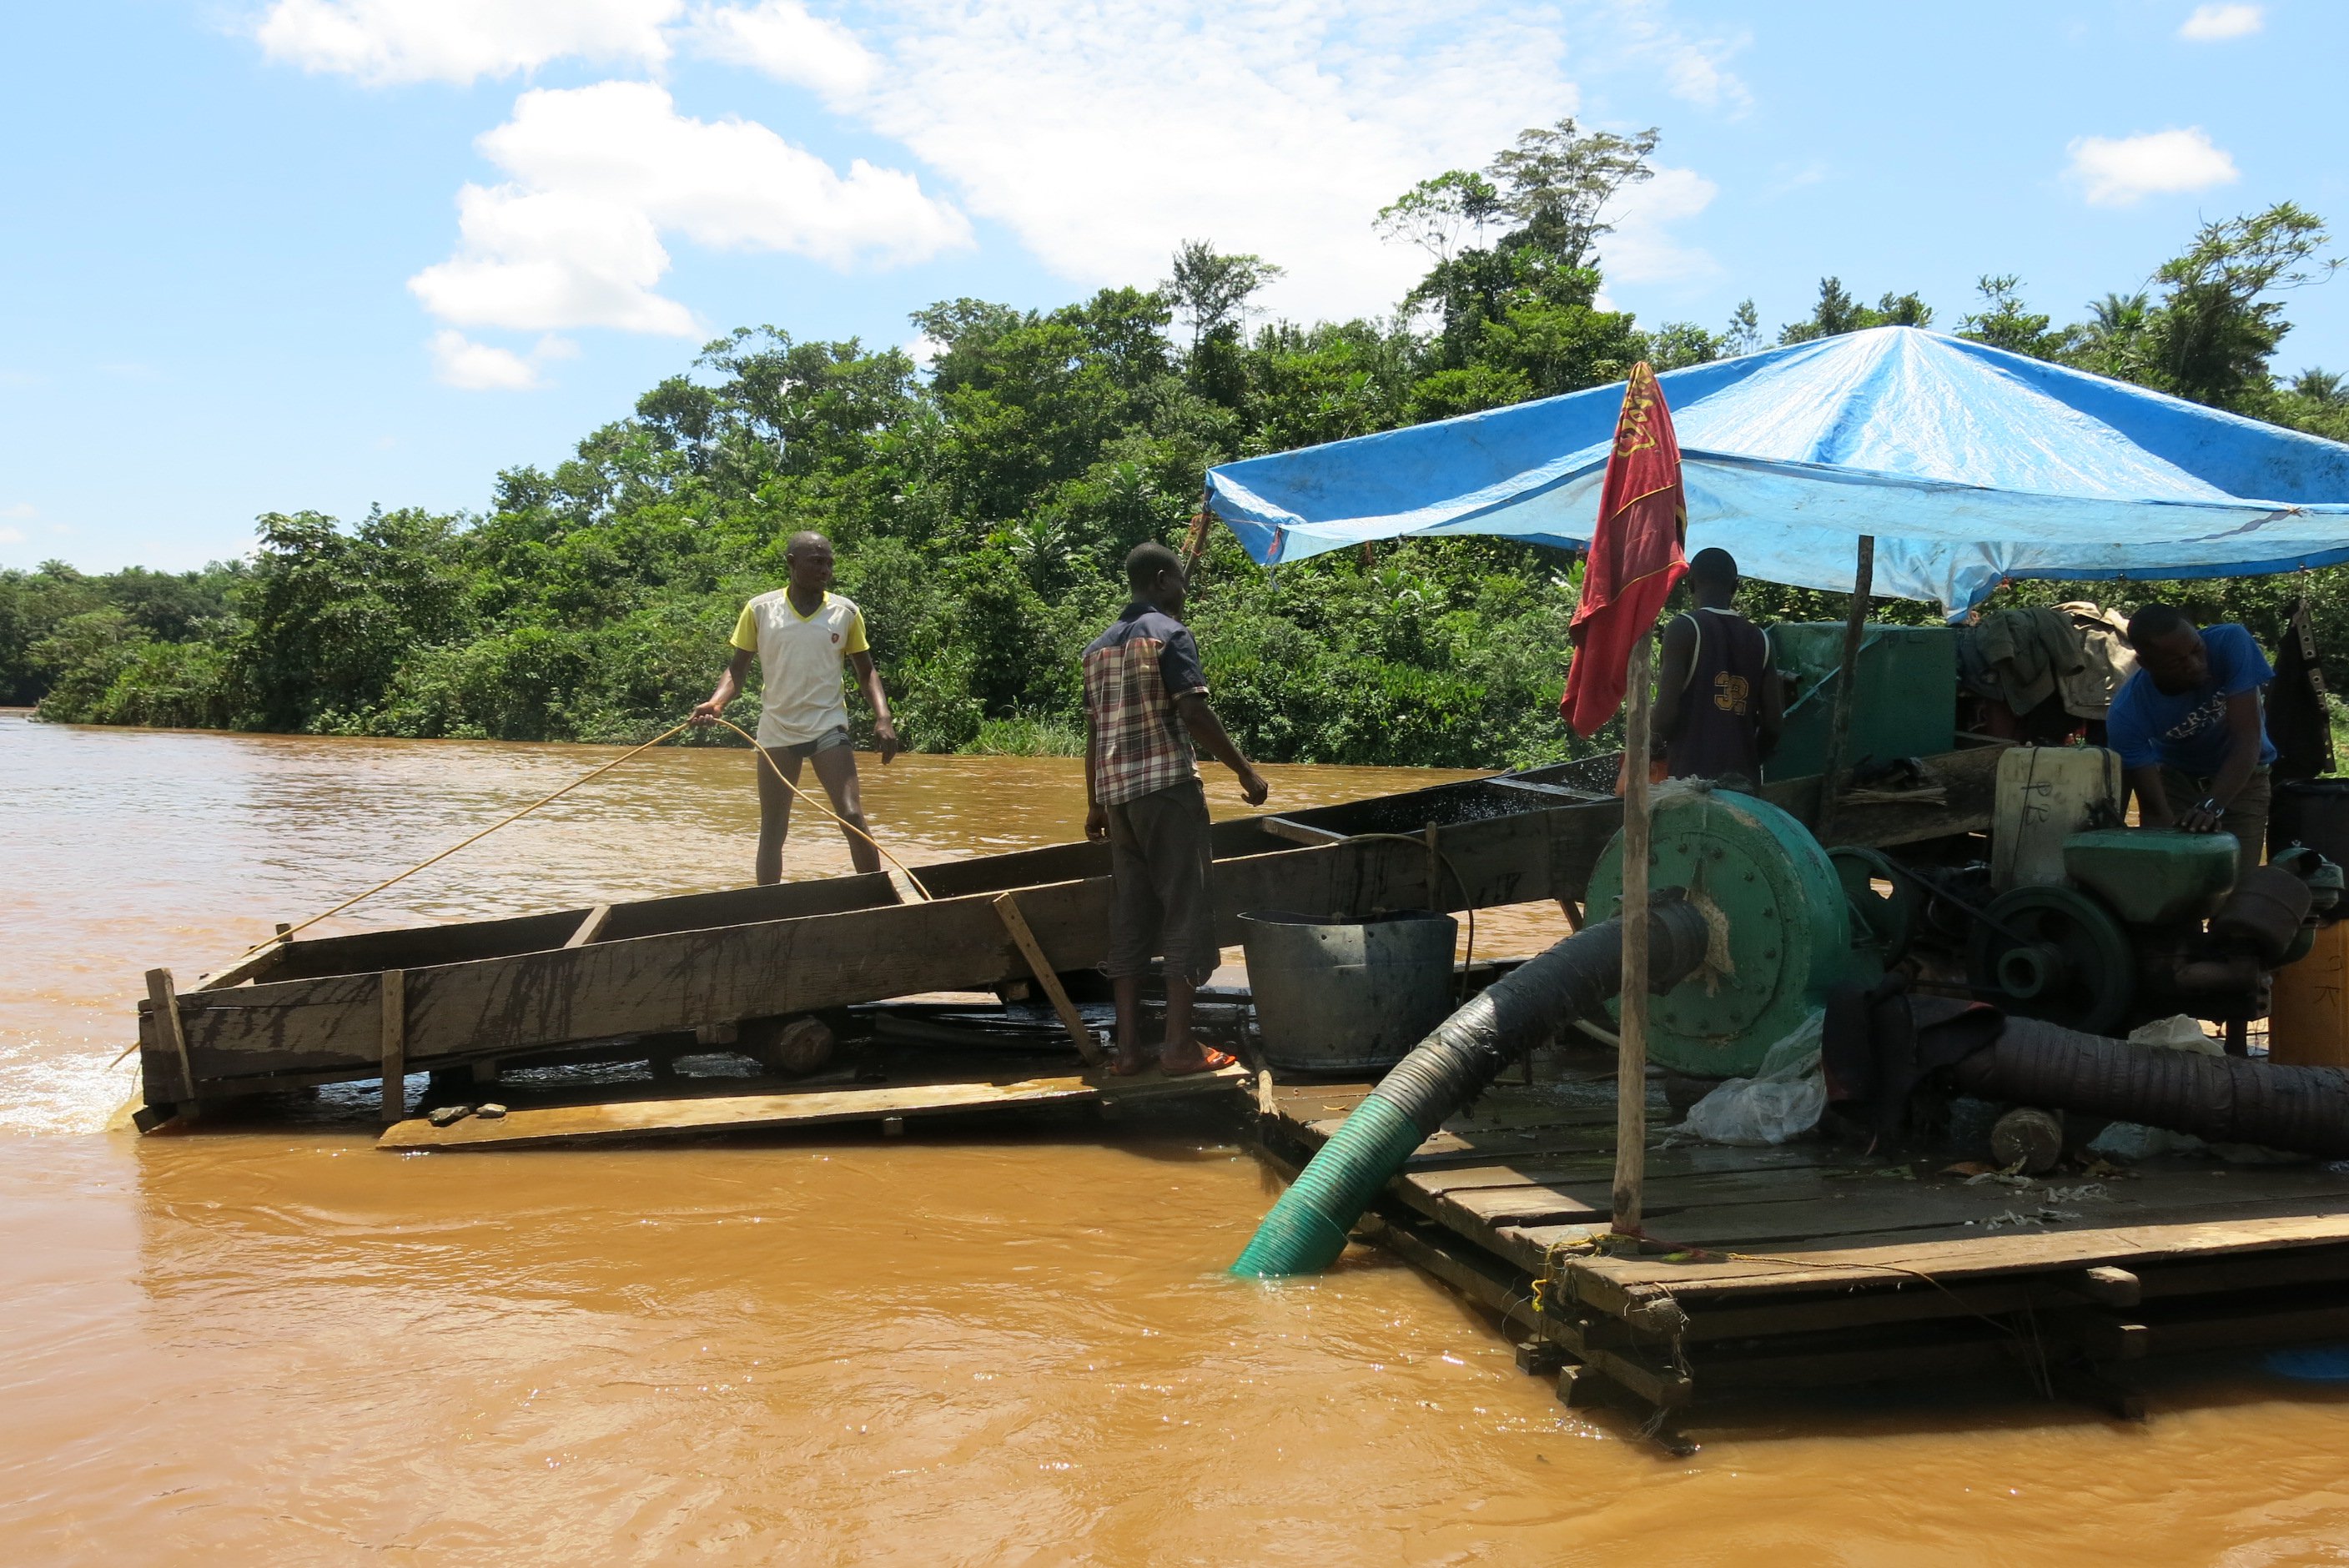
{"left": 6, "top": 711, "right": 2349, "bottom": 1564}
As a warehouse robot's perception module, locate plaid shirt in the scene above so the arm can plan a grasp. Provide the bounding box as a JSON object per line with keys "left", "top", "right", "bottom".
{"left": 1084, "top": 602, "right": 1209, "bottom": 805}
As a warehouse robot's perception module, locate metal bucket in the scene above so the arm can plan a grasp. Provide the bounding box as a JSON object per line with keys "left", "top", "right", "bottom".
{"left": 1238, "top": 909, "right": 1459, "bottom": 1077}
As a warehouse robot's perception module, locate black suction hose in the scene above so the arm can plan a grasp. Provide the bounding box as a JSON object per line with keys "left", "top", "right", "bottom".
{"left": 1952, "top": 1018, "right": 2349, "bottom": 1158}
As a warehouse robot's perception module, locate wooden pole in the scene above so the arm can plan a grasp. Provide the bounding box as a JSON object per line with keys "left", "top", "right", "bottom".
{"left": 1612, "top": 634, "right": 1654, "bottom": 1235}
{"left": 145, "top": 967, "right": 199, "bottom": 1107}
{"left": 1814, "top": 534, "right": 1876, "bottom": 838}
{"left": 380, "top": 967, "right": 407, "bottom": 1126}
{"left": 993, "top": 893, "right": 1107, "bottom": 1067}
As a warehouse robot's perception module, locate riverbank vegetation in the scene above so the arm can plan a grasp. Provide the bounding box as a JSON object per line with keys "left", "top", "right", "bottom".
{"left": 6, "top": 123, "right": 2344, "bottom": 766}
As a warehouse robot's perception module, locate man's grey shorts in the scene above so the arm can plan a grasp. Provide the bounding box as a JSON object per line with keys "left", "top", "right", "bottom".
{"left": 767, "top": 725, "right": 853, "bottom": 763}
{"left": 1103, "top": 777, "right": 1218, "bottom": 985}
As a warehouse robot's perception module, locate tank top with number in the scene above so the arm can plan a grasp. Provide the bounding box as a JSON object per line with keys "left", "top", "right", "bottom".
{"left": 1666, "top": 607, "right": 1772, "bottom": 784}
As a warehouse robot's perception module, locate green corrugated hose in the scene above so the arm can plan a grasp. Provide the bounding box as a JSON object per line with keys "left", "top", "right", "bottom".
{"left": 1229, "top": 1093, "right": 1426, "bottom": 1276}
{"left": 1233, "top": 902, "right": 1711, "bottom": 1279}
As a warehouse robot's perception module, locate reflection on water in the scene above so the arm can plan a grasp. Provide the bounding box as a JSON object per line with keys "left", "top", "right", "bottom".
{"left": 6, "top": 714, "right": 2349, "bottom": 1563}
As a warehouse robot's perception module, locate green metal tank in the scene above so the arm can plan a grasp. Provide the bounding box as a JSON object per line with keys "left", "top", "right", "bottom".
{"left": 1587, "top": 787, "right": 1868, "bottom": 1078}
{"left": 1763, "top": 622, "right": 1957, "bottom": 782}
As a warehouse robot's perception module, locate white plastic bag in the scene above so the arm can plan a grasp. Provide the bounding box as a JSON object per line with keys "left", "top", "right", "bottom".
{"left": 2127, "top": 1014, "right": 2221, "bottom": 1055}
{"left": 1677, "top": 1010, "right": 1826, "bottom": 1147}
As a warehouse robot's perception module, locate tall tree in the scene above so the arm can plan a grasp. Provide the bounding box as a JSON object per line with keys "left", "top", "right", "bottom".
{"left": 2140, "top": 203, "right": 2340, "bottom": 409}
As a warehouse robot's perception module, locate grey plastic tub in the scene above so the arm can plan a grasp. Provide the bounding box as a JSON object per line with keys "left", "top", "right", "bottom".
{"left": 1238, "top": 909, "right": 1460, "bottom": 1077}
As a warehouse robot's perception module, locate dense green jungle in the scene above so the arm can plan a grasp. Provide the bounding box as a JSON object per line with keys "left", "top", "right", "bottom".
{"left": 8, "top": 123, "right": 2346, "bottom": 768}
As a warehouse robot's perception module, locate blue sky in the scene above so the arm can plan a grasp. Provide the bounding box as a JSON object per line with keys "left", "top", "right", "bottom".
{"left": 3, "top": 0, "right": 2345, "bottom": 572}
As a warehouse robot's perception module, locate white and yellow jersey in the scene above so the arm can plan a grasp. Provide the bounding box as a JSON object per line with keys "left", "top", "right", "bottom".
{"left": 730, "top": 590, "right": 869, "bottom": 747}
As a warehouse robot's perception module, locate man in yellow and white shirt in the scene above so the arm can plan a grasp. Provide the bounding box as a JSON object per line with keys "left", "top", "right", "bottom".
{"left": 692, "top": 531, "right": 898, "bottom": 882}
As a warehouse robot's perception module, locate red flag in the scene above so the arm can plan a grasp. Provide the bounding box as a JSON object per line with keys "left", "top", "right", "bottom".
{"left": 1558, "top": 363, "right": 1687, "bottom": 737}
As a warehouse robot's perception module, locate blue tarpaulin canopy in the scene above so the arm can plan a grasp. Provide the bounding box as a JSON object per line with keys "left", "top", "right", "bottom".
{"left": 1205, "top": 326, "right": 2349, "bottom": 615}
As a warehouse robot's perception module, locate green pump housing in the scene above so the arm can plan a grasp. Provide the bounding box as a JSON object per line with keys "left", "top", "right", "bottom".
{"left": 1585, "top": 787, "right": 1872, "bottom": 1078}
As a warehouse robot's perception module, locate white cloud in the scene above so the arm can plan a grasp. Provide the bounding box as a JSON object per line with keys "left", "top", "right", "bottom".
{"left": 1602, "top": 166, "right": 1721, "bottom": 284}
{"left": 2179, "top": 4, "right": 2263, "bottom": 42}
{"left": 2065, "top": 127, "right": 2240, "bottom": 206}
{"left": 0, "top": 502, "right": 34, "bottom": 520}
{"left": 409, "top": 81, "right": 968, "bottom": 335}
{"left": 686, "top": 2, "right": 877, "bottom": 101}
{"left": 255, "top": 0, "right": 682, "bottom": 85}
{"left": 804, "top": 2, "right": 1719, "bottom": 320}
{"left": 429, "top": 330, "right": 582, "bottom": 389}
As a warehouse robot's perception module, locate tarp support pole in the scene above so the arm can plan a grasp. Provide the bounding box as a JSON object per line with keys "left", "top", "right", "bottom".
{"left": 1612, "top": 632, "right": 1652, "bottom": 1236}
{"left": 1815, "top": 534, "right": 1875, "bottom": 838}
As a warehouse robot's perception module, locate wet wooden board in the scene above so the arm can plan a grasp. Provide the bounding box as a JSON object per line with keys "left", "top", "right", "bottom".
{"left": 378, "top": 1063, "right": 1248, "bottom": 1150}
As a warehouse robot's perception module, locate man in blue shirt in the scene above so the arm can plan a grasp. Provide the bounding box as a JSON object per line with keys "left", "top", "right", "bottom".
{"left": 2105, "top": 604, "right": 2276, "bottom": 882}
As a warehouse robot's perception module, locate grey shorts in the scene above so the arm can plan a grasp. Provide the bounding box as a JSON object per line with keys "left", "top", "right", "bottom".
{"left": 771, "top": 725, "right": 852, "bottom": 763}
{"left": 1103, "top": 778, "right": 1219, "bottom": 984}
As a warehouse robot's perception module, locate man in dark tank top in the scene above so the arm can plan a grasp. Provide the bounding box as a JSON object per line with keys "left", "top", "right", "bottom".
{"left": 1652, "top": 548, "right": 1783, "bottom": 786}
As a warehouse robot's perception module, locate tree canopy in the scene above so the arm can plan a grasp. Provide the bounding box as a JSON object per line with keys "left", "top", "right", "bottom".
{"left": 9, "top": 123, "right": 2345, "bottom": 766}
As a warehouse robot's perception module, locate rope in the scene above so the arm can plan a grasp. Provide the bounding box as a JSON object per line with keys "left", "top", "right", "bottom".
{"left": 218, "top": 721, "right": 693, "bottom": 966}
{"left": 705, "top": 716, "right": 932, "bottom": 901}
{"left": 214, "top": 711, "right": 931, "bottom": 972}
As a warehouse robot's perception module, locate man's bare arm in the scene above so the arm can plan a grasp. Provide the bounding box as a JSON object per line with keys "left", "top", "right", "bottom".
{"left": 1652, "top": 616, "right": 1696, "bottom": 747}
{"left": 1757, "top": 646, "right": 1785, "bottom": 760}
{"left": 848, "top": 649, "right": 898, "bottom": 762}
{"left": 692, "top": 648, "right": 756, "bottom": 726}
{"left": 1176, "top": 693, "right": 1269, "bottom": 806}
{"left": 2180, "top": 691, "right": 2266, "bottom": 832}
{"left": 2127, "top": 765, "right": 2176, "bottom": 829}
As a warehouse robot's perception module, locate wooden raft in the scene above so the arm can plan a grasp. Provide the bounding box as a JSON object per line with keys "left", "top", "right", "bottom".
{"left": 1258, "top": 1073, "right": 2349, "bottom": 1420}
{"left": 383, "top": 1063, "right": 1249, "bottom": 1150}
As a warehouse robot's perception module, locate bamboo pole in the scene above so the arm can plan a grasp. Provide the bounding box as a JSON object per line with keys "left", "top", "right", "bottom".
{"left": 1814, "top": 534, "right": 1876, "bottom": 838}
{"left": 1612, "top": 633, "right": 1654, "bottom": 1235}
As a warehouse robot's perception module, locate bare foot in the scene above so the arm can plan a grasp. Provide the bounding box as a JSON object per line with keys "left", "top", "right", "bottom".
{"left": 1158, "top": 1040, "right": 1238, "bottom": 1078}
{"left": 1109, "top": 1045, "right": 1155, "bottom": 1077}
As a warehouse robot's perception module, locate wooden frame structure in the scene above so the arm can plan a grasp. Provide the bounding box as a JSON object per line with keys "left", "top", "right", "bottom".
{"left": 133, "top": 749, "right": 2005, "bottom": 1124}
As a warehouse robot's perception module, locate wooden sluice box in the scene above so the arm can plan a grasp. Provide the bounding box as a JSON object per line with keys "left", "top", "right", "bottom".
{"left": 130, "top": 747, "right": 2002, "bottom": 1145}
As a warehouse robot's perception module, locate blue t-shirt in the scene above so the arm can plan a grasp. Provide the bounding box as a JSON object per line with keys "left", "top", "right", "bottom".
{"left": 2106, "top": 622, "right": 2276, "bottom": 777}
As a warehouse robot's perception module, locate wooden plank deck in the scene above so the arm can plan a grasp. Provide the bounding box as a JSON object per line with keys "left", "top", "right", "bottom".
{"left": 383, "top": 1063, "right": 1250, "bottom": 1150}
{"left": 1257, "top": 1066, "right": 2349, "bottom": 1418}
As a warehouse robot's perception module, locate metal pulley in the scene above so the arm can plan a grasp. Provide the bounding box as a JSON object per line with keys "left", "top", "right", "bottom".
{"left": 1829, "top": 845, "right": 1919, "bottom": 966}
{"left": 1588, "top": 787, "right": 1865, "bottom": 1077}
{"left": 1965, "top": 883, "right": 2135, "bottom": 1034}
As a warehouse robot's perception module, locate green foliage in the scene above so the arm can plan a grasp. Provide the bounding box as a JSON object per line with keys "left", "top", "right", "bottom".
{"left": 9, "top": 121, "right": 2344, "bottom": 766}
{"left": 1778, "top": 277, "right": 1934, "bottom": 344}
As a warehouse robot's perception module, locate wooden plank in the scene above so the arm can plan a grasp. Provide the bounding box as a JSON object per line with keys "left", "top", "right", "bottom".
{"left": 992, "top": 892, "right": 1105, "bottom": 1067}
{"left": 144, "top": 967, "right": 197, "bottom": 1107}
{"left": 376, "top": 1063, "right": 1248, "bottom": 1150}
{"left": 379, "top": 968, "right": 405, "bottom": 1126}
{"left": 563, "top": 903, "right": 613, "bottom": 949}
{"left": 1544, "top": 1210, "right": 2349, "bottom": 1303}
{"left": 1615, "top": 629, "right": 1653, "bottom": 1234}
{"left": 1263, "top": 816, "right": 1348, "bottom": 846}
{"left": 1814, "top": 533, "right": 1876, "bottom": 838}
{"left": 195, "top": 940, "right": 290, "bottom": 990}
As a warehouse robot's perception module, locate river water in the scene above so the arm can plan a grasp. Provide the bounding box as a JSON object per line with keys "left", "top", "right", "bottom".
{"left": 5, "top": 711, "right": 2348, "bottom": 1565}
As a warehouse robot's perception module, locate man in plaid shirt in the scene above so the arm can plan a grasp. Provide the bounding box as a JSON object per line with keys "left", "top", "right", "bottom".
{"left": 1084, "top": 542, "right": 1270, "bottom": 1077}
